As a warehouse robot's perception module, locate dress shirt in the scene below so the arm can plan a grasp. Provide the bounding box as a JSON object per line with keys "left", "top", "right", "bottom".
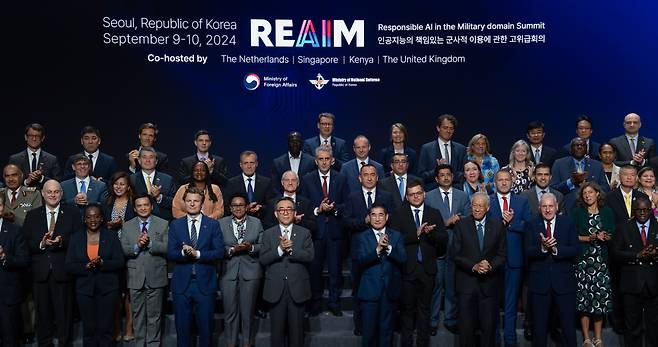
{"left": 636, "top": 220, "right": 651, "bottom": 244}
{"left": 535, "top": 185, "right": 549, "bottom": 201}
{"left": 319, "top": 135, "right": 332, "bottom": 146}
{"left": 27, "top": 148, "right": 42, "bottom": 172}
{"left": 133, "top": 217, "right": 152, "bottom": 254}
{"left": 440, "top": 187, "right": 454, "bottom": 213}
{"left": 40, "top": 204, "right": 61, "bottom": 250}
{"left": 357, "top": 157, "right": 371, "bottom": 166}
{"left": 85, "top": 150, "right": 99, "bottom": 170}
{"left": 141, "top": 171, "right": 156, "bottom": 186}
{"left": 196, "top": 152, "right": 210, "bottom": 161}
{"left": 411, "top": 204, "right": 425, "bottom": 229}
{"left": 475, "top": 217, "right": 487, "bottom": 231}
{"left": 75, "top": 176, "right": 91, "bottom": 193}
{"left": 496, "top": 192, "right": 511, "bottom": 213}
{"left": 626, "top": 135, "right": 638, "bottom": 153}
{"left": 373, "top": 227, "right": 392, "bottom": 255}
{"left": 282, "top": 193, "right": 297, "bottom": 202}
{"left": 542, "top": 217, "right": 558, "bottom": 255}
{"left": 288, "top": 152, "right": 301, "bottom": 174}
{"left": 362, "top": 187, "right": 377, "bottom": 206}
{"left": 5, "top": 187, "right": 19, "bottom": 202}
{"left": 277, "top": 224, "right": 294, "bottom": 256}
{"left": 242, "top": 173, "right": 257, "bottom": 192}
{"left": 314, "top": 171, "right": 335, "bottom": 216}
{"left": 438, "top": 138, "right": 451, "bottom": 163}
{"left": 530, "top": 144, "right": 543, "bottom": 162}
{"left": 182, "top": 214, "right": 202, "bottom": 259}
{"left": 231, "top": 217, "right": 247, "bottom": 241}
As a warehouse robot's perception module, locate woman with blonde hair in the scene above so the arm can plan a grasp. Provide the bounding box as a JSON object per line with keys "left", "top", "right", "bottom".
{"left": 502, "top": 140, "right": 534, "bottom": 194}
{"left": 466, "top": 133, "right": 499, "bottom": 193}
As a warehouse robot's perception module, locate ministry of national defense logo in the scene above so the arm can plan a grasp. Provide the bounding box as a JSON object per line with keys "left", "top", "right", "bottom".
{"left": 309, "top": 73, "right": 329, "bottom": 90}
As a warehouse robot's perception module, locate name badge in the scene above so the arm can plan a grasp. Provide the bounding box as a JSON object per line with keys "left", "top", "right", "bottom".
{"left": 19, "top": 202, "right": 32, "bottom": 208}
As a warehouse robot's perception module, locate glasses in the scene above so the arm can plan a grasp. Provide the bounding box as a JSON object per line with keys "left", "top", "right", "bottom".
{"left": 407, "top": 191, "right": 424, "bottom": 197}
{"left": 393, "top": 160, "right": 408, "bottom": 164}
{"left": 230, "top": 204, "right": 246, "bottom": 209}
{"left": 572, "top": 143, "right": 586, "bottom": 147}
{"left": 276, "top": 207, "right": 294, "bottom": 213}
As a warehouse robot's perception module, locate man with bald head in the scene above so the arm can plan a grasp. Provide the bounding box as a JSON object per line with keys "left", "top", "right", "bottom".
{"left": 609, "top": 113, "right": 655, "bottom": 167}
{"left": 271, "top": 131, "right": 317, "bottom": 195}
{"left": 23, "top": 180, "right": 82, "bottom": 347}
{"left": 340, "top": 135, "right": 386, "bottom": 192}
{"left": 1, "top": 164, "right": 42, "bottom": 226}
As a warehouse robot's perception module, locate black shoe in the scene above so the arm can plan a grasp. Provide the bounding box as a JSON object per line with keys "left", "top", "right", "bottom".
{"left": 353, "top": 326, "right": 362, "bottom": 336}
{"left": 329, "top": 307, "right": 343, "bottom": 317}
{"left": 444, "top": 323, "right": 459, "bottom": 335}
{"left": 430, "top": 326, "right": 438, "bottom": 336}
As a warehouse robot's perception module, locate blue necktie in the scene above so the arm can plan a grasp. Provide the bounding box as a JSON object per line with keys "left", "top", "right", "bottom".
{"left": 477, "top": 222, "right": 485, "bottom": 251}
{"left": 366, "top": 191, "right": 373, "bottom": 209}
{"left": 247, "top": 177, "right": 254, "bottom": 203}
{"left": 80, "top": 180, "right": 87, "bottom": 194}
{"left": 414, "top": 208, "right": 423, "bottom": 262}
{"left": 443, "top": 191, "right": 450, "bottom": 213}
{"left": 398, "top": 177, "right": 405, "bottom": 200}
{"left": 190, "top": 219, "right": 198, "bottom": 274}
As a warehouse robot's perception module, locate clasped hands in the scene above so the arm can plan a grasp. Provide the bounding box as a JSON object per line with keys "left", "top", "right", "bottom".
{"left": 247, "top": 202, "right": 263, "bottom": 214}
{"left": 416, "top": 222, "right": 437, "bottom": 238}
{"left": 472, "top": 259, "right": 492, "bottom": 274}
{"left": 41, "top": 231, "right": 62, "bottom": 248}
{"left": 376, "top": 234, "right": 390, "bottom": 255}
{"left": 85, "top": 256, "right": 103, "bottom": 270}
{"left": 181, "top": 242, "right": 198, "bottom": 258}
{"left": 279, "top": 235, "right": 293, "bottom": 254}
{"left": 502, "top": 209, "right": 515, "bottom": 226}
{"left": 637, "top": 244, "right": 657, "bottom": 261}
{"left": 25, "top": 169, "right": 44, "bottom": 185}
{"left": 137, "top": 232, "right": 150, "bottom": 249}
{"left": 588, "top": 231, "right": 611, "bottom": 242}
{"left": 571, "top": 171, "right": 589, "bottom": 186}
{"left": 231, "top": 241, "right": 252, "bottom": 255}
{"left": 317, "top": 198, "right": 335, "bottom": 213}
{"left": 539, "top": 233, "right": 557, "bottom": 253}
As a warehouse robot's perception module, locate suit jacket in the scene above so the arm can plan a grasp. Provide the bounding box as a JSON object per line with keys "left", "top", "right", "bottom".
{"left": 120, "top": 215, "right": 169, "bottom": 289}
{"left": 572, "top": 206, "right": 616, "bottom": 258}
{"left": 609, "top": 134, "right": 656, "bottom": 167}
{"left": 0, "top": 186, "right": 42, "bottom": 226}
{"left": 23, "top": 205, "right": 82, "bottom": 282}
{"left": 0, "top": 220, "right": 30, "bottom": 305}
{"left": 425, "top": 187, "right": 471, "bottom": 225}
{"left": 550, "top": 156, "right": 609, "bottom": 196}
{"left": 560, "top": 140, "right": 601, "bottom": 160}
{"left": 340, "top": 159, "right": 386, "bottom": 193}
{"left": 177, "top": 154, "right": 229, "bottom": 187}
{"left": 343, "top": 189, "right": 394, "bottom": 234}
{"left": 612, "top": 218, "right": 658, "bottom": 295}
{"left": 379, "top": 145, "right": 418, "bottom": 175}
{"left": 8, "top": 149, "right": 62, "bottom": 187}
{"left": 532, "top": 145, "right": 558, "bottom": 168}
{"left": 525, "top": 215, "right": 579, "bottom": 295}
{"left": 301, "top": 170, "right": 350, "bottom": 240}
{"left": 61, "top": 177, "right": 108, "bottom": 208}
{"left": 520, "top": 186, "right": 565, "bottom": 219}
{"left": 130, "top": 171, "right": 177, "bottom": 221}
{"left": 389, "top": 203, "right": 448, "bottom": 275}
{"left": 356, "top": 227, "right": 406, "bottom": 301}
{"left": 487, "top": 194, "right": 532, "bottom": 268}
{"left": 222, "top": 174, "right": 272, "bottom": 218}
{"left": 417, "top": 139, "right": 467, "bottom": 189}
{"left": 604, "top": 188, "right": 648, "bottom": 225}
{"left": 378, "top": 174, "right": 421, "bottom": 209}
{"left": 167, "top": 215, "right": 224, "bottom": 295}
{"left": 64, "top": 152, "right": 117, "bottom": 181}
{"left": 451, "top": 216, "right": 506, "bottom": 296}
{"left": 262, "top": 194, "right": 317, "bottom": 233}
{"left": 260, "top": 224, "right": 314, "bottom": 303}
{"left": 126, "top": 149, "right": 170, "bottom": 175}
{"left": 65, "top": 228, "right": 125, "bottom": 296}
{"left": 219, "top": 215, "right": 263, "bottom": 281}
{"left": 270, "top": 152, "right": 317, "bottom": 194}
{"left": 303, "top": 135, "right": 351, "bottom": 170}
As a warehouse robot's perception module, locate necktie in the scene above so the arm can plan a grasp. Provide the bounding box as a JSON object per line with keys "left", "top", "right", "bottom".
{"left": 247, "top": 178, "right": 254, "bottom": 203}
{"left": 235, "top": 218, "right": 246, "bottom": 243}
{"left": 624, "top": 193, "right": 632, "bottom": 218}
{"left": 477, "top": 222, "right": 485, "bottom": 251}
{"left": 534, "top": 149, "right": 541, "bottom": 163}
{"left": 88, "top": 154, "right": 95, "bottom": 171}
{"left": 366, "top": 191, "right": 373, "bottom": 209}
{"left": 322, "top": 175, "right": 329, "bottom": 199}
{"left": 443, "top": 191, "right": 450, "bottom": 213}
{"left": 641, "top": 224, "right": 648, "bottom": 246}
{"left": 323, "top": 139, "right": 329, "bottom": 146}
{"left": 630, "top": 138, "right": 637, "bottom": 154}
{"left": 145, "top": 175, "right": 153, "bottom": 194}
{"left": 10, "top": 191, "right": 17, "bottom": 205}
{"left": 190, "top": 219, "right": 198, "bottom": 248}
{"left": 360, "top": 161, "right": 366, "bottom": 167}
{"left": 48, "top": 211, "right": 57, "bottom": 234}
{"left": 576, "top": 161, "right": 584, "bottom": 173}
{"left": 502, "top": 196, "right": 509, "bottom": 212}
{"left": 141, "top": 221, "right": 148, "bottom": 233}
{"left": 540, "top": 190, "right": 546, "bottom": 195}
{"left": 397, "top": 177, "right": 405, "bottom": 200}
{"left": 376, "top": 231, "right": 384, "bottom": 254}
{"left": 545, "top": 220, "right": 552, "bottom": 239}
{"left": 31, "top": 153, "right": 37, "bottom": 172}
{"left": 80, "top": 180, "right": 87, "bottom": 194}
{"left": 414, "top": 208, "right": 423, "bottom": 262}
{"left": 443, "top": 143, "right": 451, "bottom": 165}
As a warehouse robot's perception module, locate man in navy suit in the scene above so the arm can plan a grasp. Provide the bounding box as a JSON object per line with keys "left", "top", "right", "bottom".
{"left": 487, "top": 170, "right": 532, "bottom": 347}
{"left": 61, "top": 155, "right": 107, "bottom": 210}
{"left": 559, "top": 115, "right": 601, "bottom": 160}
{"left": 425, "top": 164, "right": 471, "bottom": 335}
{"left": 343, "top": 164, "right": 394, "bottom": 331}
{"left": 302, "top": 112, "right": 351, "bottom": 170}
{"left": 63, "top": 126, "right": 117, "bottom": 181}
{"left": 340, "top": 135, "right": 386, "bottom": 192}
{"left": 378, "top": 153, "right": 421, "bottom": 209}
{"left": 526, "top": 121, "right": 557, "bottom": 168}
{"left": 167, "top": 186, "right": 224, "bottom": 347}
{"left": 127, "top": 123, "right": 170, "bottom": 175}
{"left": 525, "top": 193, "right": 578, "bottom": 347}
{"left": 177, "top": 129, "right": 229, "bottom": 187}
{"left": 130, "top": 147, "right": 177, "bottom": 221}
{"left": 301, "top": 146, "right": 350, "bottom": 318}
{"left": 271, "top": 131, "right": 316, "bottom": 195}
{"left": 418, "top": 114, "right": 467, "bottom": 190}
{"left": 608, "top": 113, "right": 656, "bottom": 167}
{"left": 355, "top": 203, "right": 406, "bottom": 347}
{"left": 8, "top": 123, "right": 62, "bottom": 188}
{"left": 223, "top": 151, "right": 272, "bottom": 219}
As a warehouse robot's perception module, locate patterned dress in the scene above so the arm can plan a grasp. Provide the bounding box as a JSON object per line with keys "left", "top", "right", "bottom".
{"left": 576, "top": 213, "right": 612, "bottom": 315}
{"left": 503, "top": 166, "right": 533, "bottom": 194}
{"left": 467, "top": 155, "right": 499, "bottom": 194}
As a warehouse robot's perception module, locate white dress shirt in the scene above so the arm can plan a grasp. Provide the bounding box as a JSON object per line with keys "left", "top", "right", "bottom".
{"left": 85, "top": 150, "right": 99, "bottom": 170}
{"left": 362, "top": 187, "right": 377, "bottom": 205}
{"left": 288, "top": 152, "right": 301, "bottom": 174}
{"left": 542, "top": 217, "right": 558, "bottom": 255}
{"left": 497, "top": 193, "right": 511, "bottom": 213}
{"left": 242, "top": 173, "right": 257, "bottom": 192}
{"left": 439, "top": 187, "right": 454, "bottom": 214}
{"left": 183, "top": 214, "right": 202, "bottom": 258}
{"left": 75, "top": 176, "right": 91, "bottom": 193}
{"left": 277, "top": 224, "right": 294, "bottom": 256}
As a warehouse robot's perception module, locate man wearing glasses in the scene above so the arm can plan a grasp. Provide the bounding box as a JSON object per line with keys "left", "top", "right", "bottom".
{"left": 302, "top": 112, "right": 351, "bottom": 170}
{"left": 378, "top": 153, "right": 420, "bottom": 209}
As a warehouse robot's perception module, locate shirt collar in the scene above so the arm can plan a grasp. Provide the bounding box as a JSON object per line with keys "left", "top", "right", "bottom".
{"left": 497, "top": 192, "right": 510, "bottom": 200}
{"left": 362, "top": 186, "right": 376, "bottom": 195}
{"left": 84, "top": 150, "right": 99, "bottom": 158}
{"left": 475, "top": 216, "right": 486, "bottom": 226}
{"left": 637, "top": 219, "right": 651, "bottom": 230}
{"left": 187, "top": 214, "right": 202, "bottom": 223}
{"left": 196, "top": 152, "right": 210, "bottom": 160}
{"left": 318, "top": 170, "right": 330, "bottom": 178}
{"left": 373, "top": 226, "right": 386, "bottom": 234}
{"left": 320, "top": 135, "right": 332, "bottom": 144}
{"left": 27, "top": 148, "right": 41, "bottom": 158}
{"left": 530, "top": 144, "right": 543, "bottom": 151}
{"left": 46, "top": 204, "right": 60, "bottom": 215}
{"left": 288, "top": 151, "right": 301, "bottom": 159}
{"left": 438, "top": 138, "right": 451, "bottom": 147}
{"left": 440, "top": 187, "right": 452, "bottom": 194}
{"left": 279, "top": 224, "right": 292, "bottom": 233}
{"left": 394, "top": 173, "right": 408, "bottom": 181}
{"left": 242, "top": 173, "right": 256, "bottom": 182}
{"left": 411, "top": 203, "right": 425, "bottom": 212}
{"left": 283, "top": 192, "right": 297, "bottom": 201}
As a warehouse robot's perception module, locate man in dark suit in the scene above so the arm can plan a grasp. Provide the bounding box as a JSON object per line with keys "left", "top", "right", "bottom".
{"left": 488, "top": 170, "right": 532, "bottom": 347}
{"left": 23, "top": 179, "right": 82, "bottom": 347}
{"left": 176, "top": 129, "right": 229, "bottom": 187}
{"left": 612, "top": 196, "right": 658, "bottom": 347}
{"left": 302, "top": 112, "right": 351, "bottom": 170}
{"left": 525, "top": 193, "right": 579, "bottom": 347}
{"left": 8, "top": 123, "right": 62, "bottom": 188}
{"left": 520, "top": 163, "right": 565, "bottom": 218}
{"left": 61, "top": 155, "right": 108, "bottom": 210}
{"left": 301, "top": 147, "right": 349, "bottom": 318}
{"left": 378, "top": 153, "right": 421, "bottom": 209}
{"left": 355, "top": 203, "right": 406, "bottom": 347}
{"left": 389, "top": 180, "right": 448, "bottom": 347}
{"left": 559, "top": 115, "right": 601, "bottom": 160}
{"left": 262, "top": 171, "right": 317, "bottom": 233}
{"left": 526, "top": 121, "right": 558, "bottom": 168}
{"left": 451, "top": 192, "right": 507, "bottom": 347}
{"left": 343, "top": 164, "right": 394, "bottom": 331}
{"left": 63, "top": 126, "right": 117, "bottom": 181}
{"left": 425, "top": 164, "right": 471, "bottom": 335}
{"left": 223, "top": 151, "right": 272, "bottom": 219}
{"left": 609, "top": 113, "right": 656, "bottom": 167}
{"left": 130, "top": 147, "right": 177, "bottom": 221}
{"left": 260, "top": 197, "right": 314, "bottom": 347}
{"left": 127, "top": 123, "right": 170, "bottom": 175}
{"left": 167, "top": 187, "right": 224, "bottom": 347}
{"left": 0, "top": 194, "right": 30, "bottom": 347}
{"left": 271, "top": 131, "right": 316, "bottom": 195}
{"left": 417, "top": 114, "right": 467, "bottom": 190}
{"left": 340, "top": 135, "right": 386, "bottom": 192}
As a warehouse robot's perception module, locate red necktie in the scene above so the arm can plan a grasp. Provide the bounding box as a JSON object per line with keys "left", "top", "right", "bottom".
{"left": 321, "top": 175, "right": 329, "bottom": 199}
{"left": 10, "top": 191, "right": 17, "bottom": 205}
{"left": 502, "top": 196, "right": 509, "bottom": 212}
{"left": 641, "top": 225, "right": 648, "bottom": 246}
{"left": 545, "top": 220, "right": 552, "bottom": 239}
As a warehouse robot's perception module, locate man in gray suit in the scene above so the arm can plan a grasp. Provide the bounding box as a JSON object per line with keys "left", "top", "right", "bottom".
{"left": 219, "top": 193, "right": 264, "bottom": 347}
{"left": 608, "top": 113, "right": 655, "bottom": 167}
{"left": 260, "top": 197, "right": 314, "bottom": 347}
{"left": 520, "top": 164, "right": 565, "bottom": 218}
{"left": 425, "top": 164, "right": 471, "bottom": 335}
{"left": 120, "top": 194, "right": 169, "bottom": 347}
